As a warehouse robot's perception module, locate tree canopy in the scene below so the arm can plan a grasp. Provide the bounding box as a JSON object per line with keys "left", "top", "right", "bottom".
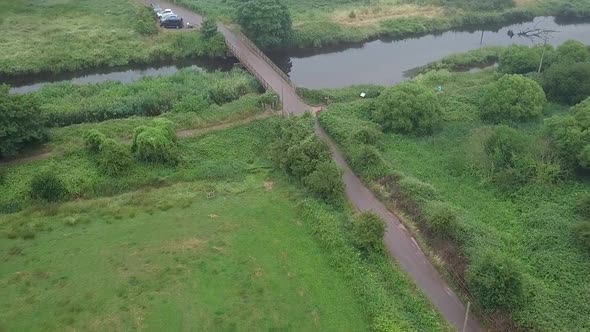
{"left": 498, "top": 45, "right": 542, "bottom": 74}
{"left": 237, "top": 0, "right": 293, "bottom": 48}
{"left": 542, "top": 62, "right": 590, "bottom": 105}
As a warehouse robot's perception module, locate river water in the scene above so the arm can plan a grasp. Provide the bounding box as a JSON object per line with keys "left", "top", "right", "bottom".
{"left": 5, "top": 16, "right": 590, "bottom": 93}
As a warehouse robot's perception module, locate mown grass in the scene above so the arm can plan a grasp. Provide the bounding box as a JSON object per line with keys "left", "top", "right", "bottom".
{"left": 0, "top": 0, "right": 226, "bottom": 77}
{"left": 0, "top": 116, "right": 449, "bottom": 331}
{"left": 316, "top": 68, "right": 590, "bottom": 331}
{"left": 177, "top": 0, "right": 590, "bottom": 48}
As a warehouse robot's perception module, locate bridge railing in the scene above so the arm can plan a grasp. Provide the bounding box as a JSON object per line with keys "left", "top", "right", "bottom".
{"left": 225, "top": 39, "right": 290, "bottom": 116}
{"left": 229, "top": 28, "right": 296, "bottom": 89}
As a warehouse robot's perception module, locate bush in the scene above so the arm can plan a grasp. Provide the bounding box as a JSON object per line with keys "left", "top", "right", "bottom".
{"left": 83, "top": 129, "right": 106, "bottom": 153}
{"left": 396, "top": 176, "right": 439, "bottom": 202}
{"left": 354, "top": 127, "right": 382, "bottom": 145}
{"left": 132, "top": 123, "right": 178, "bottom": 165}
{"left": 237, "top": 0, "right": 293, "bottom": 48}
{"left": 172, "top": 95, "right": 210, "bottom": 113}
{"left": 135, "top": 6, "right": 158, "bottom": 36}
{"left": 0, "top": 86, "right": 48, "bottom": 158}
{"left": 303, "top": 160, "right": 344, "bottom": 202}
{"left": 545, "top": 99, "right": 590, "bottom": 170}
{"left": 498, "top": 45, "right": 541, "bottom": 74}
{"left": 480, "top": 74, "right": 546, "bottom": 124}
{"left": 374, "top": 82, "right": 442, "bottom": 135}
{"left": 542, "top": 62, "right": 590, "bottom": 105}
{"left": 572, "top": 221, "right": 590, "bottom": 252}
{"left": 201, "top": 18, "right": 219, "bottom": 39}
{"left": 422, "top": 201, "right": 459, "bottom": 239}
{"left": 554, "top": 40, "right": 590, "bottom": 65}
{"left": 152, "top": 118, "right": 177, "bottom": 142}
{"left": 576, "top": 193, "right": 590, "bottom": 219}
{"left": 466, "top": 252, "right": 525, "bottom": 312}
{"left": 96, "top": 139, "right": 133, "bottom": 176}
{"left": 350, "top": 144, "right": 391, "bottom": 180}
{"left": 30, "top": 169, "right": 68, "bottom": 202}
{"left": 351, "top": 212, "right": 386, "bottom": 252}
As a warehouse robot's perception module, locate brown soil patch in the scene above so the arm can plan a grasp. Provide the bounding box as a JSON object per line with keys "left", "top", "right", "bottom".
{"left": 263, "top": 181, "right": 274, "bottom": 192}
{"left": 333, "top": 5, "right": 444, "bottom": 27}
{"left": 514, "top": 0, "right": 537, "bottom": 7}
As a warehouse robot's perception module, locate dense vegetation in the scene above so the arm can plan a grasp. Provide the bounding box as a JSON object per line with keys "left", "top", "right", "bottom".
{"left": 315, "top": 42, "right": 590, "bottom": 330}
{"left": 0, "top": 0, "right": 226, "bottom": 77}
{"left": 0, "top": 72, "right": 449, "bottom": 329}
{"left": 237, "top": 0, "right": 293, "bottom": 48}
{"left": 178, "top": 0, "right": 590, "bottom": 48}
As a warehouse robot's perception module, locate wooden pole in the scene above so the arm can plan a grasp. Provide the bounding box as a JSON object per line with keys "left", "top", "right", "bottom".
{"left": 480, "top": 31, "right": 484, "bottom": 45}
{"left": 462, "top": 301, "right": 471, "bottom": 332}
{"left": 538, "top": 39, "right": 547, "bottom": 74}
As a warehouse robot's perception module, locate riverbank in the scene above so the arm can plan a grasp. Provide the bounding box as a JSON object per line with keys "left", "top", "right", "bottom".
{"left": 176, "top": 0, "right": 590, "bottom": 49}
{"left": 0, "top": 0, "right": 226, "bottom": 78}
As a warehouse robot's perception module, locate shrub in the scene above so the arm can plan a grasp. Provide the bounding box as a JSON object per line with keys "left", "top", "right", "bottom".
{"left": 576, "top": 193, "right": 590, "bottom": 219}
{"left": 396, "top": 176, "right": 439, "bottom": 203}
{"left": 135, "top": 6, "right": 158, "bottom": 36}
{"left": 480, "top": 74, "right": 546, "bottom": 124}
{"left": 284, "top": 136, "right": 331, "bottom": 178}
{"left": 96, "top": 139, "right": 133, "bottom": 176}
{"left": 466, "top": 252, "right": 525, "bottom": 312}
{"left": 422, "top": 201, "right": 459, "bottom": 239}
{"left": 303, "top": 160, "right": 344, "bottom": 202}
{"left": 172, "top": 95, "right": 210, "bottom": 113}
{"left": 374, "top": 82, "right": 442, "bottom": 135}
{"left": 201, "top": 18, "right": 219, "bottom": 39}
{"left": 0, "top": 86, "right": 48, "bottom": 158}
{"left": 349, "top": 10, "right": 356, "bottom": 19}
{"left": 83, "top": 129, "right": 106, "bottom": 153}
{"left": 354, "top": 127, "right": 381, "bottom": 145}
{"left": 554, "top": 40, "right": 590, "bottom": 65}
{"left": 545, "top": 99, "right": 590, "bottom": 170}
{"left": 152, "top": 118, "right": 177, "bottom": 142}
{"left": 572, "top": 221, "right": 590, "bottom": 252}
{"left": 30, "top": 168, "right": 68, "bottom": 202}
{"left": 132, "top": 123, "right": 178, "bottom": 165}
{"left": 351, "top": 212, "right": 386, "bottom": 252}
{"left": 498, "top": 45, "right": 541, "bottom": 74}
{"left": 350, "top": 144, "right": 391, "bottom": 180}
{"left": 542, "top": 62, "right": 590, "bottom": 105}
{"left": 237, "top": 0, "right": 293, "bottom": 48}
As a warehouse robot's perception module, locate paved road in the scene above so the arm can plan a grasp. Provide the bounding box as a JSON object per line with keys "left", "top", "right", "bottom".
{"left": 146, "top": 2, "right": 484, "bottom": 330}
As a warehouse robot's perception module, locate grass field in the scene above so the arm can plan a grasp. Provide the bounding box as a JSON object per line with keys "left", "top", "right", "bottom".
{"left": 178, "top": 0, "right": 590, "bottom": 48}
{"left": 0, "top": 0, "right": 225, "bottom": 77}
{"left": 1, "top": 90, "right": 449, "bottom": 331}
{"left": 316, "top": 69, "right": 590, "bottom": 331}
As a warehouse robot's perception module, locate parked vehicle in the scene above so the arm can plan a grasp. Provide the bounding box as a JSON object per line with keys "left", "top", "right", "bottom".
{"left": 157, "top": 8, "right": 173, "bottom": 19}
{"left": 151, "top": 3, "right": 162, "bottom": 15}
{"left": 160, "top": 15, "right": 183, "bottom": 29}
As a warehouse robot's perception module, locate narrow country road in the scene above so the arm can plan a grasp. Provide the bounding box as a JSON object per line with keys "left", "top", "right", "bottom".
{"left": 142, "top": 1, "right": 484, "bottom": 330}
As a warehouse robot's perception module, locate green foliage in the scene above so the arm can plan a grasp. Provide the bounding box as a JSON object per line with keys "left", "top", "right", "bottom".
{"left": 135, "top": 6, "right": 158, "bottom": 36}
{"left": 200, "top": 18, "right": 219, "bottom": 39}
{"left": 303, "top": 161, "right": 344, "bottom": 202}
{"left": 374, "top": 82, "right": 442, "bottom": 135}
{"left": 35, "top": 69, "right": 256, "bottom": 127}
{"left": 30, "top": 168, "right": 68, "bottom": 202}
{"left": 542, "top": 62, "right": 590, "bottom": 105}
{"left": 480, "top": 74, "right": 546, "bottom": 124}
{"left": 354, "top": 127, "right": 382, "bottom": 145}
{"left": 132, "top": 123, "right": 178, "bottom": 165}
{"left": 467, "top": 252, "right": 525, "bottom": 312}
{"left": 544, "top": 98, "right": 590, "bottom": 170}
{"left": 572, "top": 221, "right": 590, "bottom": 252}
{"left": 237, "top": 0, "right": 293, "bottom": 48}
{"left": 351, "top": 212, "right": 385, "bottom": 252}
{"left": 96, "top": 139, "right": 133, "bottom": 176}
{"left": 422, "top": 200, "right": 459, "bottom": 239}
{"left": 554, "top": 40, "right": 590, "bottom": 64}
{"left": 0, "top": 86, "right": 48, "bottom": 158}
{"left": 498, "top": 45, "right": 541, "bottom": 74}
{"left": 83, "top": 129, "right": 107, "bottom": 153}
{"left": 576, "top": 193, "right": 590, "bottom": 219}
{"left": 350, "top": 144, "right": 391, "bottom": 180}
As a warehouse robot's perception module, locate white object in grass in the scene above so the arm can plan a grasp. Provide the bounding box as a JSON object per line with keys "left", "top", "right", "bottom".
{"left": 360, "top": 92, "right": 366, "bottom": 98}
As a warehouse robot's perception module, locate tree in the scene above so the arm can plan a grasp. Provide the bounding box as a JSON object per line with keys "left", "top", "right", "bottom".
{"left": 554, "top": 40, "right": 590, "bottom": 64}
{"left": 542, "top": 62, "right": 590, "bottom": 105}
{"left": 201, "top": 18, "right": 218, "bottom": 40}
{"left": 498, "top": 45, "right": 541, "bottom": 74}
{"left": 466, "top": 252, "right": 525, "bottom": 312}
{"left": 351, "top": 212, "right": 386, "bottom": 252}
{"left": 373, "top": 82, "right": 442, "bottom": 135}
{"left": 237, "top": 0, "right": 293, "bottom": 48}
{"left": 30, "top": 168, "right": 68, "bottom": 202}
{"left": 303, "top": 160, "right": 344, "bottom": 202}
{"left": 0, "top": 86, "right": 48, "bottom": 158}
{"left": 544, "top": 98, "right": 590, "bottom": 170}
{"left": 480, "top": 74, "right": 546, "bottom": 124}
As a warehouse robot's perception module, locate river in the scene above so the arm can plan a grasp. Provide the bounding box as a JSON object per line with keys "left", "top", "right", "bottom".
{"left": 6, "top": 16, "right": 590, "bottom": 93}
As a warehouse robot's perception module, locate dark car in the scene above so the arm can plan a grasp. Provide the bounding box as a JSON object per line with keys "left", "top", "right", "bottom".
{"left": 160, "top": 15, "right": 183, "bottom": 29}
